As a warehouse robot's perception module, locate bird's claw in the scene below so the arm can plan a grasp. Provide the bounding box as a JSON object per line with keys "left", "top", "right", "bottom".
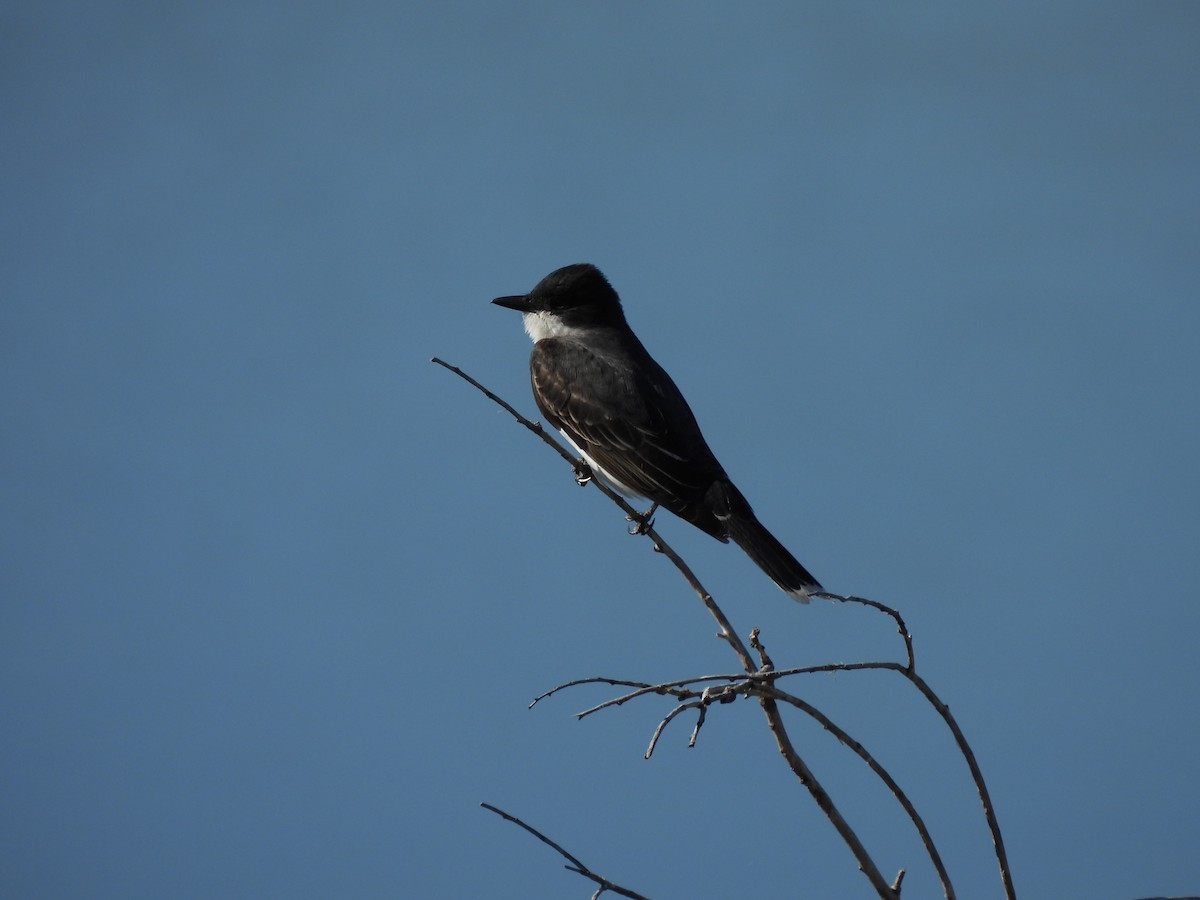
{"left": 626, "top": 503, "right": 658, "bottom": 535}
{"left": 572, "top": 459, "right": 593, "bottom": 487}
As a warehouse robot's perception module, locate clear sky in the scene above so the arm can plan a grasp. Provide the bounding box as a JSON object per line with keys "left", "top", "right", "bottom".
{"left": 3, "top": 4, "right": 1198, "bottom": 898}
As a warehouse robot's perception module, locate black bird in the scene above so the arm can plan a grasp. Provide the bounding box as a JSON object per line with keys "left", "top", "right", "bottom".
{"left": 493, "top": 263, "right": 822, "bottom": 601}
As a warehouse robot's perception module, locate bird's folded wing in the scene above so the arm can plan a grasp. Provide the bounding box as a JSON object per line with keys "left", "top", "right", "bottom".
{"left": 530, "top": 339, "right": 712, "bottom": 501}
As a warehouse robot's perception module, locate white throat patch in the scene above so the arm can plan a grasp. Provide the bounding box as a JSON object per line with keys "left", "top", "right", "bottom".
{"left": 522, "top": 310, "right": 573, "bottom": 343}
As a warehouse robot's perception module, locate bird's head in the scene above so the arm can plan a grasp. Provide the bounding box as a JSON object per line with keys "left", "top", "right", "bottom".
{"left": 492, "top": 263, "right": 626, "bottom": 340}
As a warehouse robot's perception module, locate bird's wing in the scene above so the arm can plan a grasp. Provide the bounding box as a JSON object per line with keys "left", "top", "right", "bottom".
{"left": 530, "top": 338, "right": 718, "bottom": 504}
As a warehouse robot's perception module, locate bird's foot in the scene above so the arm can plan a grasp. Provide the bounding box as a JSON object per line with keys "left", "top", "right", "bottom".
{"left": 572, "top": 459, "right": 593, "bottom": 487}
{"left": 626, "top": 503, "right": 658, "bottom": 535}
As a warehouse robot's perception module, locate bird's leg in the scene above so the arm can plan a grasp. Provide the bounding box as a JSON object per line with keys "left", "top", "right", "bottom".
{"left": 572, "top": 458, "right": 593, "bottom": 487}
{"left": 626, "top": 502, "right": 658, "bottom": 535}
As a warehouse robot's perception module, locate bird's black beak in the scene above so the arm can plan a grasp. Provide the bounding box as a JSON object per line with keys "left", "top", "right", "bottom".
{"left": 492, "top": 294, "right": 532, "bottom": 312}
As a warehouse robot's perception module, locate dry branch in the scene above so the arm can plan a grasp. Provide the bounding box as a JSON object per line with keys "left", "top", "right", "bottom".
{"left": 481, "top": 803, "right": 652, "bottom": 899}
{"left": 438, "top": 357, "right": 1016, "bottom": 900}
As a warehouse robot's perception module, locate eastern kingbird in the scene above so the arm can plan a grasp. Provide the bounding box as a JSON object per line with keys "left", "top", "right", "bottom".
{"left": 493, "top": 263, "right": 822, "bottom": 601}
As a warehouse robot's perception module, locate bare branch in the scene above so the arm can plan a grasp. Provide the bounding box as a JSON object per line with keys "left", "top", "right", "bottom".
{"left": 903, "top": 669, "right": 1016, "bottom": 900}
{"left": 758, "top": 655, "right": 1010, "bottom": 899}
{"left": 440, "top": 359, "right": 1013, "bottom": 900}
{"left": 481, "top": 803, "right": 653, "bottom": 900}
{"left": 441, "top": 359, "right": 896, "bottom": 895}
{"left": 531, "top": 661, "right": 956, "bottom": 897}
{"left": 432, "top": 357, "right": 756, "bottom": 673}
{"left": 749, "top": 631, "right": 954, "bottom": 898}
{"left": 758, "top": 695, "right": 899, "bottom": 898}
{"left": 569, "top": 675, "right": 740, "bottom": 719}
{"left": 757, "top": 649, "right": 1015, "bottom": 898}
{"left": 432, "top": 357, "right": 576, "bottom": 465}
{"left": 761, "top": 683, "right": 954, "bottom": 899}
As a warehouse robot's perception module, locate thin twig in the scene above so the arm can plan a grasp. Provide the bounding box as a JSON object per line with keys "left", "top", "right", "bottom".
{"left": 644, "top": 700, "right": 703, "bottom": 758}
{"left": 750, "top": 627, "right": 775, "bottom": 670}
{"left": 432, "top": 357, "right": 574, "bottom": 464}
{"left": 529, "top": 677, "right": 676, "bottom": 710}
{"left": 566, "top": 675, "right": 742, "bottom": 718}
{"left": 481, "top": 803, "right": 652, "bottom": 899}
{"left": 813, "top": 591, "right": 916, "bottom": 670}
{"left": 687, "top": 701, "right": 709, "bottom": 747}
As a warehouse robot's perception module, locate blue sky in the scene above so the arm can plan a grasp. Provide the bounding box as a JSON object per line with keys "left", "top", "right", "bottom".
{"left": 2, "top": 3, "right": 1198, "bottom": 898}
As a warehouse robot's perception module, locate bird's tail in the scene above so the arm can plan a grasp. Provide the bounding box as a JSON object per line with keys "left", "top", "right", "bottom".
{"left": 711, "top": 482, "right": 822, "bottom": 602}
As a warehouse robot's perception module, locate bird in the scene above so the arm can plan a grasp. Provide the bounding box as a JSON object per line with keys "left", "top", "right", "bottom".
{"left": 492, "top": 263, "right": 822, "bottom": 601}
